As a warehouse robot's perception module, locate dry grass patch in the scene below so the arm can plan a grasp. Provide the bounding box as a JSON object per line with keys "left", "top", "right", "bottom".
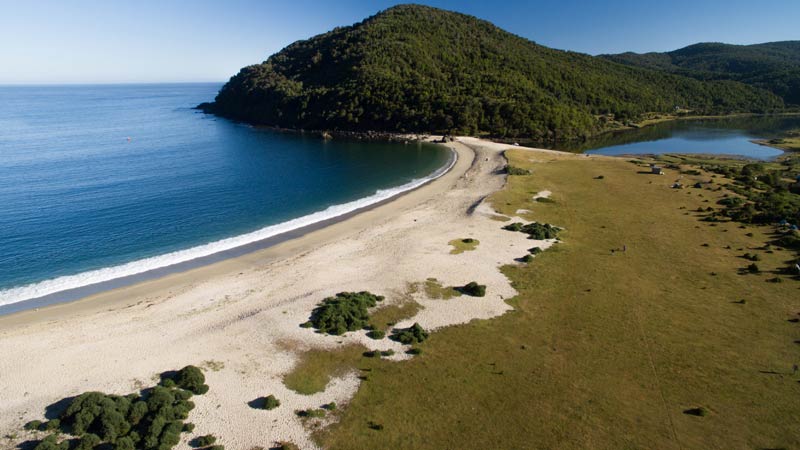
{"left": 448, "top": 238, "right": 479, "bottom": 254}
{"left": 283, "top": 345, "right": 367, "bottom": 395}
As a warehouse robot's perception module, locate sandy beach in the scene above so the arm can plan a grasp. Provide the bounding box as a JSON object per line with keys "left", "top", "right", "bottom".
{"left": 0, "top": 138, "right": 562, "bottom": 450}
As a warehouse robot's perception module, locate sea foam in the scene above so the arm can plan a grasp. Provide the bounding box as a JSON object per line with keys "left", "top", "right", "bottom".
{"left": 0, "top": 149, "right": 456, "bottom": 307}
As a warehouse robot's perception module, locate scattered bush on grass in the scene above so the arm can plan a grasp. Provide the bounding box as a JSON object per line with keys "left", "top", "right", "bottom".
{"left": 506, "top": 165, "right": 530, "bottom": 175}
{"left": 503, "top": 222, "right": 560, "bottom": 240}
{"left": 390, "top": 323, "right": 429, "bottom": 345}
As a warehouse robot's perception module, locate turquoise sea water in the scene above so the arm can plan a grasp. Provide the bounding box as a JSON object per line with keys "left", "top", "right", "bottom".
{"left": 0, "top": 83, "right": 450, "bottom": 309}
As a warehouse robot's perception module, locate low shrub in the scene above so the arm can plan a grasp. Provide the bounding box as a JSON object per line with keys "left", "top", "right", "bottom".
{"left": 747, "top": 263, "right": 760, "bottom": 273}
{"left": 175, "top": 365, "right": 208, "bottom": 394}
{"left": 26, "top": 366, "right": 210, "bottom": 450}
{"left": 683, "top": 407, "right": 709, "bottom": 417}
{"left": 24, "top": 420, "right": 42, "bottom": 431}
{"left": 380, "top": 349, "right": 395, "bottom": 357}
{"left": 194, "top": 434, "right": 217, "bottom": 447}
{"left": 362, "top": 350, "right": 379, "bottom": 358}
{"left": 461, "top": 282, "right": 486, "bottom": 297}
{"left": 366, "top": 330, "right": 385, "bottom": 340}
{"left": 521, "top": 254, "right": 534, "bottom": 263}
{"left": 390, "top": 323, "right": 429, "bottom": 345}
{"left": 503, "top": 222, "right": 560, "bottom": 240}
{"left": 528, "top": 247, "right": 542, "bottom": 255}
{"left": 296, "top": 408, "right": 326, "bottom": 419}
{"left": 322, "top": 402, "right": 337, "bottom": 411}
{"left": 406, "top": 348, "right": 423, "bottom": 355}
{"left": 306, "top": 291, "right": 385, "bottom": 335}
{"left": 275, "top": 443, "right": 301, "bottom": 450}
{"left": 263, "top": 395, "right": 281, "bottom": 410}
{"left": 535, "top": 197, "right": 555, "bottom": 203}
{"left": 32, "top": 435, "right": 69, "bottom": 450}
{"left": 506, "top": 165, "right": 530, "bottom": 175}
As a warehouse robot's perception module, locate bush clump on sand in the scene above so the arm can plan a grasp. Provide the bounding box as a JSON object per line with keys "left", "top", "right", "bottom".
{"left": 306, "top": 291, "right": 385, "bottom": 335}
{"left": 406, "top": 347, "right": 423, "bottom": 355}
{"left": 24, "top": 420, "right": 42, "bottom": 431}
{"left": 390, "top": 323, "right": 429, "bottom": 344}
{"left": 26, "top": 366, "right": 209, "bottom": 450}
{"left": 194, "top": 435, "right": 217, "bottom": 447}
{"left": 366, "top": 329, "right": 386, "bottom": 340}
{"left": 506, "top": 165, "right": 531, "bottom": 175}
{"left": 461, "top": 281, "right": 486, "bottom": 297}
{"left": 521, "top": 254, "right": 534, "bottom": 263}
{"left": 296, "top": 408, "right": 327, "bottom": 419}
{"left": 262, "top": 395, "right": 281, "bottom": 410}
{"left": 174, "top": 365, "right": 209, "bottom": 394}
{"left": 503, "top": 222, "right": 560, "bottom": 240}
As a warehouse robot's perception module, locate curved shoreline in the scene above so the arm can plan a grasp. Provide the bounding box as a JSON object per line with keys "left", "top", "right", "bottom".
{"left": 0, "top": 143, "right": 467, "bottom": 323}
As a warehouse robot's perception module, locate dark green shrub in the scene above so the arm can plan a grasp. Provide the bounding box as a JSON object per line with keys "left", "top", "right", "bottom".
{"left": 747, "top": 263, "right": 760, "bottom": 273}
{"left": 504, "top": 222, "right": 560, "bottom": 240}
{"left": 362, "top": 350, "right": 379, "bottom": 358}
{"left": 406, "top": 347, "right": 423, "bottom": 355}
{"left": 275, "top": 442, "right": 300, "bottom": 450}
{"left": 32, "top": 435, "right": 69, "bottom": 450}
{"left": 462, "top": 238, "right": 475, "bottom": 244}
{"left": 24, "top": 420, "right": 42, "bottom": 431}
{"left": 183, "top": 422, "right": 195, "bottom": 433}
{"left": 322, "top": 402, "right": 337, "bottom": 411}
{"left": 683, "top": 407, "right": 709, "bottom": 417}
{"left": 306, "top": 291, "right": 384, "bottom": 335}
{"left": 296, "top": 409, "right": 326, "bottom": 419}
{"left": 767, "top": 277, "right": 783, "bottom": 283}
{"left": 42, "top": 419, "right": 60, "bottom": 432}
{"left": 521, "top": 254, "right": 534, "bottom": 263}
{"left": 368, "top": 421, "right": 384, "bottom": 430}
{"left": 115, "top": 436, "right": 135, "bottom": 450}
{"left": 528, "top": 247, "right": 542, "bottom": 254}
{"left": 535, "top": 197, "right": 555, "bottom": 203}
{"left": 461, "top": 282, "right": 486, "bottom": 297}
{"left": 160, "top": 378, "right": 176, "bottom": 388}
{"left": 206, "top": 446, "right": 225, "bottom": 450}
{"left": 390, "top": 323, "right": 429, "bottom": 344}
{"left": 366, "top": 330, "right": 385, "bottom": 340}
{"left": 594, "top": 175, "right": 605, "bottom": 179}
{"left": 195, "top": 434, "right": 217, "bottom": 447}
{"left": 263, "top": 395, "right": 280, "bottom": 410}
{"left": 506, "top": 165, "right": 530, "bottom": 175}
{"left": 175, "top": 365, "right": 208, "bottom": 394}
{"left": 74, "top": 433, "right": 100, "bottom": 450}
{"left": 380, "top": 349, "right": 395, "bottom": 357}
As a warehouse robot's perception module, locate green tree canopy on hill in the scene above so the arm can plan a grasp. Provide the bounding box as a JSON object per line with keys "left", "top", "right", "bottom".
{"left": 202, "top": 4, "right": 784, "bottom": 139}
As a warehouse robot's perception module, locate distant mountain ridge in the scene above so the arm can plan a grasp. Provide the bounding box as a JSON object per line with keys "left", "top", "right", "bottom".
{"left": 602, "top": 41, "right": 800, "bottom": 105}
{"left": 201, "top": 4, "right": 786, "bottom": 140}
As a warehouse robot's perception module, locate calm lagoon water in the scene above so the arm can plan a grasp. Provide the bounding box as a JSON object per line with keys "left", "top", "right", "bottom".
{"left": 555, "top": 116, "right": 800, "bottom": 159}
{"left": 0, "top": 83, "right": 450, "bottom": 308}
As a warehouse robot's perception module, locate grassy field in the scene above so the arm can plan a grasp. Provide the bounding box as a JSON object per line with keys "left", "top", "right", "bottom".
{"left": 316, "top": 150, "right": 800, "bottom": 449}
{"left": 756, "top": 128, "right": 800, "bottom": 152}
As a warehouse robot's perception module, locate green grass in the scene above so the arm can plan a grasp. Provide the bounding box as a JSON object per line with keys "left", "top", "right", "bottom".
{"left": 283, "top": 346, "right": 368, "bottom": 395}
{"left": 448, "top": 238, "right": 480, "bottom": 254}
{"left": 416, "top": 278, "right": 461, "bottom": 300}
{"left": 319, "top": 150, "right": 800, "bottom": 449}
{"left": 369, "top": 298, "right": 422, "bottom": 332}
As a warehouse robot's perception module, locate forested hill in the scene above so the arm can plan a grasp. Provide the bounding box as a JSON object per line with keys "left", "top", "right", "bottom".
{"left": 201, "top": 4, "right": 784, "bottom": 140}
{"left": 603, "top": 41, "right": 800, "bottom": 106}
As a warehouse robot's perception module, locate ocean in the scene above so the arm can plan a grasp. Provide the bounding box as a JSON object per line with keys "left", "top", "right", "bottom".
{"left": 0, "top": 83, "right": 451, "bottom": 311}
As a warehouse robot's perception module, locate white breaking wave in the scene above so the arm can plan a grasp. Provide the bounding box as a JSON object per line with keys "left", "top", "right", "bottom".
{"left": 0, "top": 150, "right": 457, "bottom": 307}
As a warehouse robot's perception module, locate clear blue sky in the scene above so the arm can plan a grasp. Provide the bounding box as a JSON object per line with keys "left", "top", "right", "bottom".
{"left": 1, "top": 0, "right": 798, "bottom": 84}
